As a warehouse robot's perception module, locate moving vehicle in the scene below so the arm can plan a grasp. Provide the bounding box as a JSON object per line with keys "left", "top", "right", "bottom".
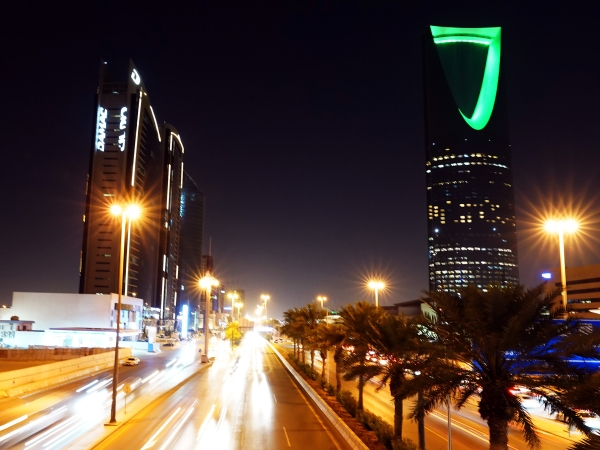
{"left": 121, "top": 356, "right": 140, "bottom": 366}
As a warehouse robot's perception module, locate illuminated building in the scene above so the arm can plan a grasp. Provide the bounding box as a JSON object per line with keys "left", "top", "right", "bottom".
{"left": 423, "top": 26, "right": 519, "bottom": 292}
{"left": 542, "top": 265, "right": 600, "bottom": 319}
{"left": 79, "top": 60, "right": 184, "bottom": 320}
{"left": 178, "top": 172, "right": 205, "bottom": 314}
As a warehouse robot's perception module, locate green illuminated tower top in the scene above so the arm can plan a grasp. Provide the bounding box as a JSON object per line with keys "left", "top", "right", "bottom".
{"left": 430, "top": 26, "right": 501, "bottom": 130}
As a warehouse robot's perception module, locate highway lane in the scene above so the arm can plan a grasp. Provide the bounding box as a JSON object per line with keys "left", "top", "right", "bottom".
{"left": 292, "top": 344, "right": 581, "bottom": 450}
{"left": 0, "top": 338, "right": 211, "bottom": 449}
{"left": 94, "top": 332, "right": 351, "bottom": 450}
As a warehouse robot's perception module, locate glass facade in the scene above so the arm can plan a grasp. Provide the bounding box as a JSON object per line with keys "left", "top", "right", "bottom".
{"left": 423, "top": 26, "right": 519, "bottom": 292}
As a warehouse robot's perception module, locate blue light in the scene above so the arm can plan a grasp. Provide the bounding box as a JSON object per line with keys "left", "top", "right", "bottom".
{"left": 541, "top": 273, "right": 552, "bottom": 280}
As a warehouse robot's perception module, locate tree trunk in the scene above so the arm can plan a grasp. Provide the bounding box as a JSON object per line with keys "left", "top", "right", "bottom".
{"left": 293, "top": 339, "right": 297, "bottom": 358}
{"left": 310, "top": 349, "right": 315, "bottom": 371}
{"left": 389, "top": 376, "right": 403, "bottom": 438}
{"left": 357, "top": 356, "right": 365, "bottom": 412}
{"left": 334, "top": 349, "right": 342, "bottom": 394}
{"left": 417, "top": 390, "right": 425, "bottom": 450}
{"left": 301, "top": 339, "right": 306, "bottom": 363}
{"left": 393, "top": 396, "right": 403, "bottom": 438}
{"left": 320, "top": 350, "right": 326, "bottom": 380}
{"left": 487, "top": 416, "right": 509, "bottom": 450}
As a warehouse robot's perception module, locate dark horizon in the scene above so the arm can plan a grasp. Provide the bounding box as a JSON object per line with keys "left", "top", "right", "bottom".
{"left": 2, "top": 2, "right": 600, "bottom": 319}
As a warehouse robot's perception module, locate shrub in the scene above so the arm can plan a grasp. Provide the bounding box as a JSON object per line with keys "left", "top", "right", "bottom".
{"left": 336, "top": 390, "right": 358, "bottom": 417}
{"left": 391, "top": 438, "right": 418, "bottom": 450}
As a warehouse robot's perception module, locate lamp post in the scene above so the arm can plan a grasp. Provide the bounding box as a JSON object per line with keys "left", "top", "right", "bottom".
{"left": 199, "top": 272, "right": 219, "bottom": 363}
{"left": 227, "top": 291, "right": 239, "bottom": 321}
{"left": 317, "top": 295, "right": 328, "bottom": 324}
{"left": 368, "top": 280, "right": 385, "bottom": 308}
{"left": 235, "top": 301, "right": 243, "bottom": 320}
{"left": 545, "top": 219, "right": 578, "bottom": 311}
{"left": 260, "top": 294, "right": 270, "bottom": 322}
{"left": 107, "top": 203, "right": 140, "bottom": 426}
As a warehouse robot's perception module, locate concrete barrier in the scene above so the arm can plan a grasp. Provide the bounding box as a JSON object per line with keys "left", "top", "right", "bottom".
{"left": 0, "top": 347, "right": 132, "bottom": 398}
{"left": 269, "top": 343, "right": 369, "bottom": 450}
{"left": 0, "top": 347, "right": 117, "bottom": 361}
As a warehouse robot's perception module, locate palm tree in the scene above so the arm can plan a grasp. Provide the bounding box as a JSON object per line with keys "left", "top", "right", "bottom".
{"left": 339, "top": 301, "right": 387, "bottom": 412}
{"left": 367, "top": 312, "right": 433, "bottom": 442}
{"left": 321, "top": 322, "right": 348, "bottom": 394}
{"left": 281, "top": 307, "right": 305, "bottom": 359}
{"left": 411, "top": 283, "right": 600, "bottom": 450}
{"left": 299, "top": 303, "right": 322, "bottom": 371}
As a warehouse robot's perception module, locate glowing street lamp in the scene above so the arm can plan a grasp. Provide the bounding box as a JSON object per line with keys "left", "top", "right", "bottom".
{"left": 545, "top": 219, "right": 578, "bottom": 311}
{"left": 199, "top": 272, "right": 219, "bottom": 363}
{"left": 316, "top": 296, "right": 327, "bottom": 310}
{"left": 227, "top": 291, "right": 239, "bottom": 321}
{"left": 261, "top": 294, "right": 270, "bottom": 321}
{"left": 368, "top": 280, "right": 385, "bottom": 308}
{"left": 107, "top": 203, "right": 140, "bottom": 426}
{"left": 235, "top": 301, "right": 244, "bottom": 320}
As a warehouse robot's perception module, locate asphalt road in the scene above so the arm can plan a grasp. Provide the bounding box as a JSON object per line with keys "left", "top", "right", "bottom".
{"left": 0, "top": 338, "right": 210, "bottom": 449}
{"left": 92, "top": 332, "right": 351, "bottom": 450}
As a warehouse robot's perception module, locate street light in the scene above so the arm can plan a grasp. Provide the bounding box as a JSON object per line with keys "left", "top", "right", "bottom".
{"left": 261, "top": 294, "right": 270, "bottom": 322}
{"left": 368, "top": 280, "right": 385, "bottom": 308}
{"left": 316, "top": 295, "right": 327, "bottom": 310}
{"left": 107, "top": 203, "right": 140, "bottom": 426}
{"left": 199, "top": 272, "right": 219, "bottom": 363}
{"left": 227, "top": 291, "right": 239, "bottom": 321}
{"left": 235, "top": 301, "right": 243, "bottom": 320}
{"left": 545, "top": 219, "right": 578, "bottom": 311}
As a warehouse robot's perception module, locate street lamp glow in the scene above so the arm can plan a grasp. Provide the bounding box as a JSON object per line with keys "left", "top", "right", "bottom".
{"left": 260, "top": 294, "right": 270, "bottom": 320}
{"left": 199, "top": 272, "right": 219, "bottom": 362}
{"left": 368, "top": 280, "right": 385, "bottom": 308}
{"left": 107, "top": 203, "right": 140, "bottom": 425}
{"left": 227, "top": 291, "right": 239, "bottom": 321}
{"left": 316, "top": 296, "right": 327, "bottom": 309}
{"left": 544, "top": 218, "right": 579, "bottom": 311}
{"left": 235, "top": 301, "right": 243, "bottom": 320}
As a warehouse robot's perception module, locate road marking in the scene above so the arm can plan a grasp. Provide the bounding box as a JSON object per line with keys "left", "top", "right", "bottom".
{"left": 274, "top": 352, "right": 342, "bottom": 450}
{"left": 273, "top": 393, "right": 278, "bottom": 403}
{"left": 283, "top": 426, "right": 291, "bottom": 446}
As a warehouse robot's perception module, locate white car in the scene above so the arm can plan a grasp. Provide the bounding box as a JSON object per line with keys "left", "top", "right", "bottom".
{"left": 578, "top": 411, "right": 600, "bottom": 430}
{"left": 516, "top": 394, "right": 540, "bottom": 409}
{"left": 121, "top": 356, "right": 140, "bottom": 366}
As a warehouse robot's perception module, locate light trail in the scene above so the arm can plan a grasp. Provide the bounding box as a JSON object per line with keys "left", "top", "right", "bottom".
{"left": 140, "top": 407, "right": 181, "bottom": 450}
{"left": 76, "top": 379, "right": 99, "bottom": 393}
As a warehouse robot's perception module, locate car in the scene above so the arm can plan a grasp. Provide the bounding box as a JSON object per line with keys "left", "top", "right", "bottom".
{"left": 121, "top": 356, "right": 140, "bottom": 366}
{"left": 162, "top": 342, "right": 175, "bottom": 347}
{"left": 577, "top": 411, "right": 600, "bottom": 430}
{"left": 516, "top": 394, "right": 540, "bottom": 409}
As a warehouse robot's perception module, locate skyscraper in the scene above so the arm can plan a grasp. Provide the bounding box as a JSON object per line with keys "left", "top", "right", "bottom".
{"left": 178, "top": 171, "right": 205, "bottom": 312}
{"left": 80, "top": 60, "right": 183, "bottom": 319}
{"left": 423, "top": 26, "right": 519, "bottom": 292}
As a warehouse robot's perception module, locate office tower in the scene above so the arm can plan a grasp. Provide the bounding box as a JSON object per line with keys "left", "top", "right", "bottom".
{"left": 80, "top": 60, "right": 184, "bottom": 319}
{"left": 178, "top": 172, "right": 205, "bottom": 312}
{"left": 423, "top": 26, "right": 519, "bottom": 292}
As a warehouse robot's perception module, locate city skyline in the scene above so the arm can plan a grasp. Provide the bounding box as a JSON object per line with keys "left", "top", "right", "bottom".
{"left": 2, "top": 2, "right": 600, "bottom": 319}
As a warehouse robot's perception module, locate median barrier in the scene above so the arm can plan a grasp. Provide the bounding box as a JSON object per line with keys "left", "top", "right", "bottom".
{"left": 0, "top": 347, "right": 132, "bottom": 398}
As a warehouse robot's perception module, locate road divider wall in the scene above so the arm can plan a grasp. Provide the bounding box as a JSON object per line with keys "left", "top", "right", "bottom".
{"left": 269, "top": 343, "right": 369, "bottom": 450}
{"left": 0, "top": 347, "right": 132, "bottom": 398}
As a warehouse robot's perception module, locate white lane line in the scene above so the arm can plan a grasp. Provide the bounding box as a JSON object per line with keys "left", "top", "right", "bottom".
{"left": 275, "top": 354, "right": 342, "bottom": 450}
{"left": 141, "top": 407, "right": 181, "bottom": 450}
{"left": 283, "top": 426, "right": 291, "bottom": 447}
{"left": 0, "top": 414, "right": 28, "bottom": 433}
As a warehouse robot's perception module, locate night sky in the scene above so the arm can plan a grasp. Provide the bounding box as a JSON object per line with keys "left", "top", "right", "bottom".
{"left": 2, "top": 2, "right": 600, "bottom": 318}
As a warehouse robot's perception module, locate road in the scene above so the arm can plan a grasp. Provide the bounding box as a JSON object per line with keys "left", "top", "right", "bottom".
{"left": 92, "top": 331, "right": 350, "bottom": 450}
{"left": 292, "top": 343, "right": 583, "bottom": 450}
{"left": 0, "top": 337, "right": 212, "bottom": 449}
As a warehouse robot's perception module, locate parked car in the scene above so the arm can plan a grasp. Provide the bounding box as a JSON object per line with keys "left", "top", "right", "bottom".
{"left": 162, "top": 342, "right": 175, "bottom": 347}
{"left": 121, "top": 356, "right": 140, "bottom": 366}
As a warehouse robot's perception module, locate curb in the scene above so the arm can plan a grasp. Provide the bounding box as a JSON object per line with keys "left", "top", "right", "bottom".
{"left": 269, "top": 343, "right": 369, "bottom": 450}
